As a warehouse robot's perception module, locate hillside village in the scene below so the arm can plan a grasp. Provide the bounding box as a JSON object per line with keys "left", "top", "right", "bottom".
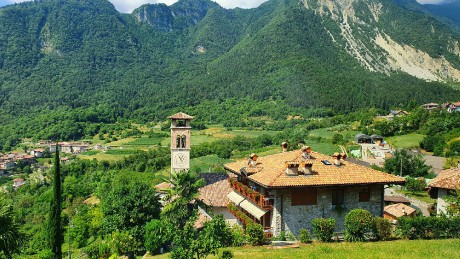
{"left": 2, "top": 0, "right": 460, "bottom": 258}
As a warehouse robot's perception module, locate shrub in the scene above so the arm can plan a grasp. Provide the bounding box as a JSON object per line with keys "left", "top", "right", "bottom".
{"left": 145, "top": 219, "right": 174, "bottom": 254}
{"left": 230, "top": 225, "right": 246, "bottom": 246}
{"left": 344, "top": 209, "right": 374, "bottom": 242}
{"left": 397, "top": 216, "right": 460, "bottom": 240}
{"left": 405, "top": 177, "right": 427, "bottom": 194}
{"left": 298, "top": 228, "right": 312, "bottom": 243}
{"left": 220, "top": 250, "right": 233, "bottom": 259}
{"left": 245, "top": 223, "right": 264, "bottom": 246}
{"left": 311, "top": 218, "right": 336, "bottom": 242}
{"left": 373, "top": 217, "right": 393, "bottom": 241}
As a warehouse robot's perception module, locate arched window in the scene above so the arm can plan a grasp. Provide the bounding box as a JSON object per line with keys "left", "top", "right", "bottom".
{"left": 176, "top": 136, "right": 181, "bottom": 148}
{"left": 181, "top": 135, "right": 186, "bottom": 148}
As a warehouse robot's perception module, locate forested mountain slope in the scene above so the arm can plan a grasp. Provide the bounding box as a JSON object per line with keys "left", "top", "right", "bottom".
{"left": 0, "top": 0, "right": 460, "bottom": 146}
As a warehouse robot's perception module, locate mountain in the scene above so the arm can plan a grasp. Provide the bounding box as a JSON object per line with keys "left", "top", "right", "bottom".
{"left": 425, "top": 1, "right": 460, "bottom": 27}
{"left": 1, "top": 0, "right": 460, "bottom": 145}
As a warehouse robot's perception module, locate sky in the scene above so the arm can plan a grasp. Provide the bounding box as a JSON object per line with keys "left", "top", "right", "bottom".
{"left": 0, "top": 0, "right": 457, "bottom": 13}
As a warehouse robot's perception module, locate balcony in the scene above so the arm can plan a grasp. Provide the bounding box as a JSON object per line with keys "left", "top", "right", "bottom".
{"left": 228, "top": 178, "right": 274, "bottom": 210}
{"left": 227, "top": 202, "right": 273, "bottom": 239}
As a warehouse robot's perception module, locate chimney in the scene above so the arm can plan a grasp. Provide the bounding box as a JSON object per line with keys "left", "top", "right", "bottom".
{"left": 340, "top": 153, "right": 347, "bottom": 164}
{"left": 301, "top": 161, "right": 313, "bottom": 175}
{"left": 301, "top": 146, "right": 312, "bottom": 160}
{"left": 332, "top": 152, "right": 342, "bottom": 166}
{"left": 281, "top": 142, "right": 288, "bottom": 152}
{"left": 248, "top": 153, "right": 258, "bottom": 167}
{"left": 285, "top": 162, "right": 300, "bottom": 175}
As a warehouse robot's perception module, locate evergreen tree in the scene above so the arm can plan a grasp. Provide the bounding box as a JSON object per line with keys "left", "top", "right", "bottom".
{"left": 48, "top": 144, "right": 63, "bottom": 258}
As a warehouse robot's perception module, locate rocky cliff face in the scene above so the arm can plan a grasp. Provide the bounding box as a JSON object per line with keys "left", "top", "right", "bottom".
{"left": 301, "top": 0, "right": 460, "bottom": 82}
{"left": 132, "top": 0, "right": 220, "bottom": 32}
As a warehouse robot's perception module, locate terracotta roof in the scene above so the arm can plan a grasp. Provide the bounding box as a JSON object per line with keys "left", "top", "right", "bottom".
{"left": 428, "top": 168, "right": 460, "bottom": 190}
{"left": 384, "top": 195, "right": 410, "bottom": 204}
{"left": 198, "top": 173, "right": 233, "bottom": 207}
{"left": 224, "top": 149, "right": 405, "bottom": 188}
{"left": 168, "top": 112, "right": 194, "bottom": 120}
{"left": 13, "top": 178, "right": 24, "bottom": 182}
{"left": 384, "top": 203, "right": 416, "bottom": 218}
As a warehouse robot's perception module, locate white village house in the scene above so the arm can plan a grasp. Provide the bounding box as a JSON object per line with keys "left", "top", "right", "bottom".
{"left": 428, "top": 167, "right": 460, "bottom": 216}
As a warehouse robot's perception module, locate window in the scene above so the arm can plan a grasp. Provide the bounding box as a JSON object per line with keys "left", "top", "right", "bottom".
{"left": 176, "top": 136, "right": 181, "bottom": 148}
{"left": 181, "top": 135, "right": 186, "bottom": 148}
{"left": 359, "top": 186, "right": 370, "bottom": 202}
{"left": 291, "top": 188, "right": 317, "bottom": 206}
{"left": 331, "top": 188, "right": 344, "bottom": 205}
{"left": 177, "top": 120, "right": 186, "bottom": 127}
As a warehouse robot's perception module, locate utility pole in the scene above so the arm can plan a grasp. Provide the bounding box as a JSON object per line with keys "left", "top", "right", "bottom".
{"left": 400, "top": 156, "right": 403, "bottom": 177}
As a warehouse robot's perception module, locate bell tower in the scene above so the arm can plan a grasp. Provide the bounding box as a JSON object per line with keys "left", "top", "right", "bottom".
{"left": 168, "top": 112, "right": 193, "bottom": 173}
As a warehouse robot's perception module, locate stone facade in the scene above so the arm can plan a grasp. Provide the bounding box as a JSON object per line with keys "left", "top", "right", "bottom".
{"left": 436, "top": 188, "right": 450, "bottom": 216}
{"left": 270, "top": 185, "right": 384, "bottom": 237}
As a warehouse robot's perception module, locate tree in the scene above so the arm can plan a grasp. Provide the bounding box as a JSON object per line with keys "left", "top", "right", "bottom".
{"left": 100, "top": 172, "right": 161, "bottom": 251}
{"left": 331, "top": 133, "right": 344, "bottom": 144}
{"left": 344, "top": 209, "right": 373, "bottom": 242}
{"left": 47, "top": 144, "right": 63, "bottom": 259}
{"left": 145, "top": 219, "right": 174, "bottom": 255}
{"left": 0, "top": 200, "right": 24, "bottom": 259}
{"left": 161, "top": 171, "right": 205, "bottom": 228}
{"left": 384, "top": 149, "right": 433, "bottom": 177}
{"left": 405, "top": 177, "right": 427, "bottom": 194}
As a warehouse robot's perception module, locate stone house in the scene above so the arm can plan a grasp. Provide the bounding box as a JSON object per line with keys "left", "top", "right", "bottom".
{"left": 224, "top": 147, "right": 405, "bottom": 237}
{"left": 428, "top": 168, "right": 460, "bottom": 216}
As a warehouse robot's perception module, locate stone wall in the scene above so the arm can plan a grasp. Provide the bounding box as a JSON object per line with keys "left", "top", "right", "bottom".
{"left": 270, "top": 185, "right": 384, "bottom": 237}
{"left": 436, "top": 188, "right": 450, "bottom": 216}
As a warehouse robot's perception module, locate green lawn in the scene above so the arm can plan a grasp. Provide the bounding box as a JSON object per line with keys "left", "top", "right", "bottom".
{"left": 310, "top": 126, "right": 360, "bottom": 142}
{"left": 126, "top": 137, "right": 165, "bottom": 146}
{"left": 387, "top": 134, "right": 426, "bottom": 149}
{"left": 308, "top": 142, "right": 341, "bottom": 155}
{"left": 151, "top": 239, "right": 460, "bottom": 259}
{"left": 397, "top": 189, "right": 436, "bottom": 204}
{"left": 190, "top": 155, "right": 234, "bottom": 172}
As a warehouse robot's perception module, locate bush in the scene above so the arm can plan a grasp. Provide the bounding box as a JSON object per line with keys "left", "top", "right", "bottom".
{"left": 344, "top": 209, "right": 374, "bottom": 242}
{"left": 311, "top": 218, "right": 335, "bottom": 242}
{"left": 245, "top": 223, "right": 264, "bottom": 246}
{"left": 145, "top": 219, "right": 174, "bottom": 255}
{"left": 220, "top": 250, "right": 233, "bottom": 259}
{"left": 230, "top": 225, "right": 246, "bottom": 246}
{"left": 373, "top": 217, "right": 393, "bottom": 241}
{"left": 298, "top": 228, "right": 312, "bottom": 243}
{"left": 397, "top": 216, "right": 460, "bottom": 240}
{"left": 405, "top": 177, "right": 427, "bottom": 194}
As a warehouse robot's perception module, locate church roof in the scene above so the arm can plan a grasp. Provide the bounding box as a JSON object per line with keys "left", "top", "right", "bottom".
{"left": 168, "top": 112, "right": 194, "bottom": 120}
{"left": 224, "top": 149, "right": 405, "bottom": 188}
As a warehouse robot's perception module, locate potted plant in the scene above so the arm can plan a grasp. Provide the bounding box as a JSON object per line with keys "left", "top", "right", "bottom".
{"left": 254, "top": 192, "right": 261, "bottom": 203}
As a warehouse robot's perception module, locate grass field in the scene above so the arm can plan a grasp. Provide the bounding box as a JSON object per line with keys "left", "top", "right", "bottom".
{"left": 397, "top": 189, "right": 436, "bottom": 204}
{"left": 387, "top": 134, "right": 425, "bottom": 149}
{"left": 309, "top": 142, "right": 341, "bottom": 155}
{"left": 151, "top": 239, "right": 460, "bottom": 259}
{"left": 310, "top": 126, "right": 360, "bottom": 142}
{"left": 126, "top": 137, "right": 165, "bottom": 146}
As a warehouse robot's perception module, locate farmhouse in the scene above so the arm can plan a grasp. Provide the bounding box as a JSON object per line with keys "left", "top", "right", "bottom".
{"left": 428, "top": 167, "right": 460, "bottom": 216}
{"left": 224, "top": 147, "right": 405, "bottom": 237}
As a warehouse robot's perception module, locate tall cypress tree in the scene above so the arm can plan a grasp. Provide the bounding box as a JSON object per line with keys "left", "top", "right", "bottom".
{"left": 48, "top": 143, "right": 62, "bottom": 258}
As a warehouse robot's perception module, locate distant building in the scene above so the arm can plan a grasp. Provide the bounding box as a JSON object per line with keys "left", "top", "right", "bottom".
{"left": 384, "top": 195, "right": 411, "bottom": 206}
{"left": 355, "top": 134, "right": 372, "bottom": 144}
{"left": 384, "top": 203, "right": 416, "bottom": 220}
{"left": 428, "top": 168, "right": 460, "bottom": 216}
{"left": 447, "top": 102, "right": 460, "bottom": 113}
{"left": 13, "top": 178, "right": 25, "bottom": 189}
{"left": 30, "top": 149, "right": 45, "bottom": 158}
{"left": 421, "top": 103, "right": 439, "bottom": 111}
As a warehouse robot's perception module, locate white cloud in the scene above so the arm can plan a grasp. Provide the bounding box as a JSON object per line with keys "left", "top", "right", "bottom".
{"left": 0, "top": 0, "right": 269, "bottom": 13}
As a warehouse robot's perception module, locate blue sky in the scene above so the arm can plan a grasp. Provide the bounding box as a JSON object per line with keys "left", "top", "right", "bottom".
{"left": 0, "top": 0, "right": 456, "bottom": 13}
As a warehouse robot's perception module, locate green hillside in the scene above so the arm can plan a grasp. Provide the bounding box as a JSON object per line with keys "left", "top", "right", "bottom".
{"left": 1, "top": 0, "right": 460, "bottom": 150}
